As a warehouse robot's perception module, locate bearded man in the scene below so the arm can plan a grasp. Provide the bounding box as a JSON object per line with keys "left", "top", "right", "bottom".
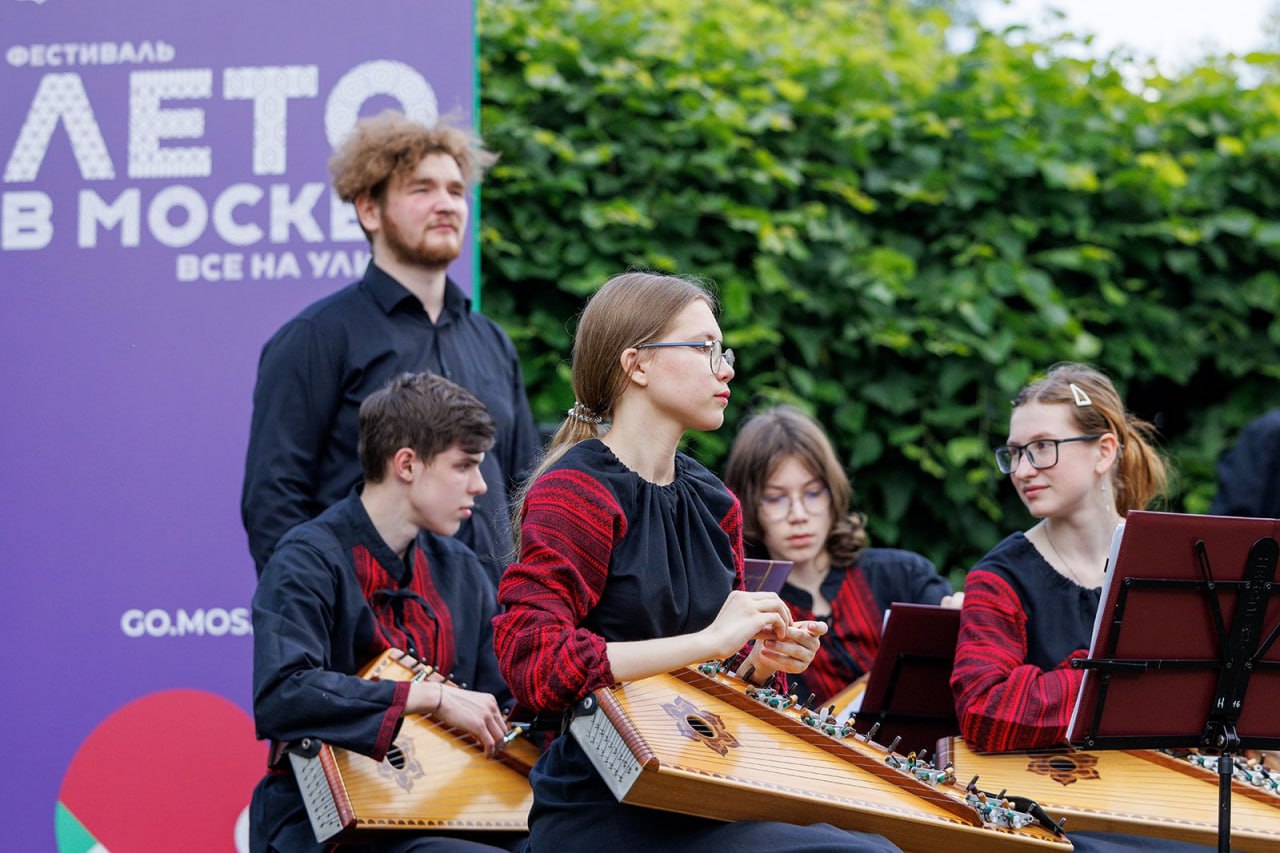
{"left": 242, "top": 111, "right": 538, "bottom": 586}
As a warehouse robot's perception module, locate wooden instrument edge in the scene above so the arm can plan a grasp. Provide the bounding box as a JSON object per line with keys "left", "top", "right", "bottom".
{"left": 615, "top": 762, "right": 1071, "bottom": 852}
{"left": 934, "top": 739, "right": 1280, "bottom": 850}
{"left": 1131, "top": 747, "right": 1280, "bottom": 810}
{"left": 674, "top": 666, "right": 983, "bottom": 828}
{"left": 361, "top": 647, "right": 541, "bottom": 776}
{"left": 573, "top": 668, "right": 1072, "bottom": 850}
{"left": 594, "top": 680, "right": 660, "bottom": 769}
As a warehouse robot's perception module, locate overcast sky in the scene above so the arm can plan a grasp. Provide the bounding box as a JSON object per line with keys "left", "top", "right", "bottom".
{"left": 971, "top": 0, "right": 1273, "bottom": 72}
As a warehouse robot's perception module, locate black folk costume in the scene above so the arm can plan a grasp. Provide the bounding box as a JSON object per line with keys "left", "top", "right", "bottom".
{"left": 250, "top": 492, "right": 512, "bottom": 853}
{"left": 241, "top": 262, "right": 540, "bottom": 585}
{"left": 777, "top": 548, "right": 952, "bottom": 703}
{"left": 493, "top": 440, "right": 900, "bottom": 852}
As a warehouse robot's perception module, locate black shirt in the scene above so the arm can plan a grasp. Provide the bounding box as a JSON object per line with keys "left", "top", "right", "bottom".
{"left": 241, "top": 262, "right": 539, "bottom": 584}
{"left": 1210, "top": 408, "right": 1280, "bottom": 519}
{"left": 250, "top": 491, "right": 509, "bottom": 852}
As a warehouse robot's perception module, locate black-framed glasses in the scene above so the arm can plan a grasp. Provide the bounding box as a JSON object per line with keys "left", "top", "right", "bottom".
{"left": 634, "top": 340, "right": 735, "bottom": 373}
{"left": 759, "top": 485, "right": 831, "bottom": 521}
{"left": 994, "top": 435, "right": 1104, "bottom": 474}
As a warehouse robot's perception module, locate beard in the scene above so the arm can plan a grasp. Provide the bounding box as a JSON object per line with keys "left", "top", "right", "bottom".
{"left": 381, "top": 212, "right": 462, "bottom": 271}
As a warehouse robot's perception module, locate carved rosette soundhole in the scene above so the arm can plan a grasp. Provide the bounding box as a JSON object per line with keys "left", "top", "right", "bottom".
{"left": 380, "top": 738, "right": 427, "bottom": 792}
{"left": 662, "top": 695, "right": 741, "bottom": 756}
{"left": 1027, "top": 751, "right": 1101, "bottom": 786}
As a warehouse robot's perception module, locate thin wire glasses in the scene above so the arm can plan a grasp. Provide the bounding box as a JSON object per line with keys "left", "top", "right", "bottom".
{"left": 634, "top": 340, "right": 735, "bottom": 373}
{"left": 994, "top": 435, "right": 1104, "bottom": 474}
{"left": 759, "top": 486, "right": 831, "bottom": 521}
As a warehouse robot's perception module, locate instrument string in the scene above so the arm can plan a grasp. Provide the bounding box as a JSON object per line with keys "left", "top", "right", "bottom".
{"left": 320, "top": 650, "right": 536, "bottom": 824}
{"left": 607, "top": 677, "right": 1280, "bottom": 823}
{"left": 610, "top": 687, "right": 1010, "bottom": 819}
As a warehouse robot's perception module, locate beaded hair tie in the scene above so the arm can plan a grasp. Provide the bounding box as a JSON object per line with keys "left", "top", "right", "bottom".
{"left": 567, "top": 401, "right": 604, "bottom": 424}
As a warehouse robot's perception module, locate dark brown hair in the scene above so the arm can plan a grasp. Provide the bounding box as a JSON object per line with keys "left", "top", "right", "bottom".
{"left": 723, "top": 406, "right": 868, "bottom": 566}
{"left": 358, "top": 372, "right": 495, "bottom": 482}
{"left": 1012, "top": 362, "right": 1168, "bottom": 513}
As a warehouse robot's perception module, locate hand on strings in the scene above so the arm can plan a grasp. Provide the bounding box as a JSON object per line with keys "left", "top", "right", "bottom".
{"left": 408, "top": 681, "right": 509, "bottom": 758}
{"left": 701, "top": 590, "right": 793, "bottom": 659}
{"left": 750, "top": 619, "right": 828, "bottom": 675}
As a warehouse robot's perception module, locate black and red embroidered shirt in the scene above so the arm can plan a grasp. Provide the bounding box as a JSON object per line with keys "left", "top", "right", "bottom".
{"left": 950, "top": 532, "right": 1100, "bottom": 752}
{"left": 494, "top": 439, "right": 745, "bottom": 713}
{"left": 251, "top": 490, "right": 508, "bottom": 761}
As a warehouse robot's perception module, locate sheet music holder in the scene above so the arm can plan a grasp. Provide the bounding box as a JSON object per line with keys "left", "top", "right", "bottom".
{"left": 1066, "top": 510, "right": 1280, "bottom": 853}
{"left": 743, "top": 558, "right": 793, "bottom": 594}
{"left": 852, "top": 602, "right": 961, "bottom": 754}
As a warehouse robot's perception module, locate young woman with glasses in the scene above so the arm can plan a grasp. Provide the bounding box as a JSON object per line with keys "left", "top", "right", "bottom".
{"left": 723, "top": 406, "right": 959, "bottom": 708}
{"left": 493, "top": 273, "right": 898, "bottom": 852}
{"left": 951, "top": 362, "right": 1168, "bottom": 753}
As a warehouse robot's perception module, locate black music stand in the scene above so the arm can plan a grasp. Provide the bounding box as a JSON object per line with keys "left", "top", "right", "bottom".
{"left": 1066, "top": 511, "right": 1280, "bottom": 853}
{"left": 853, "top": 603, "right": 961, "bottom": 754}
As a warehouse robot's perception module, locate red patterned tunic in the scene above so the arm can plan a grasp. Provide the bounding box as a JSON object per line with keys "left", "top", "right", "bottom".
{"left": 491, "top": 440, "right": 898, "bottom": 852}
{"left": 950, "top": 532, "right": 1100, "bottom": 753}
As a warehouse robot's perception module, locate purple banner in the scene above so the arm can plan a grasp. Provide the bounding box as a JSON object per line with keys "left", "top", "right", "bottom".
{"left": 0, "top": 2, "right": 475, "bottom": 849}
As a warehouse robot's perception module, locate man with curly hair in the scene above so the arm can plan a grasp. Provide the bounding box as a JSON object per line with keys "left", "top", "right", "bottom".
{"left": 242, "top": 111, "right": 538, "bottom": 586}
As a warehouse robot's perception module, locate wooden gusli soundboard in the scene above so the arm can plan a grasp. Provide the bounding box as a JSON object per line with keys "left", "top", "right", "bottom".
{"left": 289, "top": 648, "right": 539, "bottom": 842}
{"left": 569, "top": 663, "right": 1072, "bottom": 852}
{"left": 937, "top": 737, "right": 1280, "bottom": 850}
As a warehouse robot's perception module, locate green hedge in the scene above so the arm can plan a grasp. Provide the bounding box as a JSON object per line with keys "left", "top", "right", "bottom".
{"left": 476, "top": 0, "right": 1280, "bottom": 582}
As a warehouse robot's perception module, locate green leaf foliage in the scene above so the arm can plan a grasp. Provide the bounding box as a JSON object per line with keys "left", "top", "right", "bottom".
{"left": 478, "top": 0, "right": 1280, "bottom": 583}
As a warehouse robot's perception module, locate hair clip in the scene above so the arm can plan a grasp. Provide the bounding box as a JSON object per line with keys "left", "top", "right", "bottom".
{"left": 1069, "top": 383, "right": 1093, "bottom": 407}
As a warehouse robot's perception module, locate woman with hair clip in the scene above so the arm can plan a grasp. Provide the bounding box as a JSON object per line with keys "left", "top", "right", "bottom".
{"left": 723, "top": 405, "right": 960, "bottom": 707}
{"left": 951, "top": 362, "right": 1169, "bottom": 754}
{"left": 493, "top": 273, "right": 899, "bottom": 852}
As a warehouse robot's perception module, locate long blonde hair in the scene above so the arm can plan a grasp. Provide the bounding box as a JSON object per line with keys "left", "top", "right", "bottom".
{"left": 512, "top": 272, "right": 716, "bottom": 538}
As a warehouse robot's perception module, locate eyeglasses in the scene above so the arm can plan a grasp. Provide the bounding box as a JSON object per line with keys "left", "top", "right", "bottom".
{"left": 994, "top": 435, "right": 1104, "bottom": 474}
{"left": 759, "top": 486, "right": 831, "bottom": 521}
{"left": 634, "top": 340, "right": 735, "bottom": 373}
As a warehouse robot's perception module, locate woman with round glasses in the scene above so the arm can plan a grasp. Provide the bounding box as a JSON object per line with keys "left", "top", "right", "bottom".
{"left": 723, "top": 406, "right": 959, "bottom": 707}
{"left": 951, "top": 362, "right": 1167, "bottom": 753}
{"left": 493, "top": 274, "right": 898, "bottom": 852}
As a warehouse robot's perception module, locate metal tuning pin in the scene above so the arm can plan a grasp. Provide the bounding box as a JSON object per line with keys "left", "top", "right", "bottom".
{"left": 864, "top": 722, "right": 880, "bottom": 742}
{"left": 740, "top": 665, "right": 756, "bottom": 685}
{"left": 804, "top": 693, "right": 817, "bottom": 710}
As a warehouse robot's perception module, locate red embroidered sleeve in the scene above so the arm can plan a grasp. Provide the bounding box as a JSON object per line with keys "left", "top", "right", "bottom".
{"left": 950, "top": 570, "right": 1085, "bottom": 752}
{"left": 494, "top": 469, "right": 624, "bottom": 713}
